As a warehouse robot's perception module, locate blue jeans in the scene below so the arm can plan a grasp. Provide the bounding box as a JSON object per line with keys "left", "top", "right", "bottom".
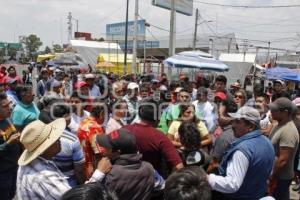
{"left": 272, "top": 179, "right": 292, "bottom": 200}
{"left": 0, "top": 169, "right": 17, "bottom": 200}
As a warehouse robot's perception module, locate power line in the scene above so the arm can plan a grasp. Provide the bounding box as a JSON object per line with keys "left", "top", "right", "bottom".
{"left": 138, "top": 14, "right": 170, "bottom": 32}
{"left": 194, "top": 1, "right": 300, "bottom": 8}
{"left": 146, "top": 28, "right": 169, "bottom": 55}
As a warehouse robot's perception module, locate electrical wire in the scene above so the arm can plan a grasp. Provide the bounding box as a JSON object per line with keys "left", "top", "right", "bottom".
{"left": 194, "top": 1, "right": 300, "bottom": 8}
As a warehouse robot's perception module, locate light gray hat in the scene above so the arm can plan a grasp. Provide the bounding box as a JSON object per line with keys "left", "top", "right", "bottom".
{"left": 228, "top": 106, "right": 261, "bottom": 126}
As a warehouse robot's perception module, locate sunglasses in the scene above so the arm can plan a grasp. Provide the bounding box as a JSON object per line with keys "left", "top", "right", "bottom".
{"left": 180, "top": 95, "right": 190, "bottom": 98}
{"left": 234, "top": 95, "right": 244, "bottom": 99}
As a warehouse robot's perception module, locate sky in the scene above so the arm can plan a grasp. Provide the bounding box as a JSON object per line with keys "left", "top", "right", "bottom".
{"left": 0, "top": 0, "right": 300, "bottom": 52}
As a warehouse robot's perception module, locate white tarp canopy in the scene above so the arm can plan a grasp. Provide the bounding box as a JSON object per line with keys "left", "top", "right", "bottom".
{"left": 70, "top": 40, "right": 123, "bottom": 67}
{"left": 219, "top": 53, "right": 256, "bottom": 86}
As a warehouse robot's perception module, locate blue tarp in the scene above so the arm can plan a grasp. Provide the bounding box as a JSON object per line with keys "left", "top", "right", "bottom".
{"left": 265, "top": 66, "right": 300, "bottom": 82}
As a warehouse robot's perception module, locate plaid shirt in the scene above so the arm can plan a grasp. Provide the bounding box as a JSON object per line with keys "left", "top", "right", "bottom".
{"left": 17, "top": 157, "right": 71, "bottom": 200}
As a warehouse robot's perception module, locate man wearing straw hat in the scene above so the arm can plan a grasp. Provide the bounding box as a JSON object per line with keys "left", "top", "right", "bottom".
{"left": 16, "top": 119, "right": 112, "bottom": 200}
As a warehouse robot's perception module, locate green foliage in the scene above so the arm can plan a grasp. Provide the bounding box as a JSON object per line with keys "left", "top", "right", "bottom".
{"left": 0, "top": 49, "right": 4, "bottom": 64}
{"left": 52, "top": 44, "right": 63, "bottom": 53}
{"left": 44, "top": 46, "right": 51, "bottom": 54}
{"left": 22, "top": 34, "right": 43, "bottom": 61}
{"left": 19, "top": 53, "right": 30, "bottom": 64}
{"left": 92, "top": 37, "right": 105, "bottom": 42}
{"left": 8, "top": 48, "right": 17, "bottom": 60}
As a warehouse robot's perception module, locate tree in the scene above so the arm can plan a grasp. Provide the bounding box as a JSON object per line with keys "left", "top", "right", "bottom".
{"left": 8, "top": 48, "right": 17, "bottom": 60}
{"left": 0, "top": 49, "right": 4, "bottom": 64}
{"left": 92, "top": 37, "right": 105, "bottom": 42}
{"left": 52, "top": 44, "right": 63, "bottom": 53}
{"left": 22, "top": 34, "right": 43, "bottom": 61}
{"left": 44, "top": 46, "right": 52, "bottom": 54}
{"left": 19, "top": 53, "right": 30, "bottom": 64}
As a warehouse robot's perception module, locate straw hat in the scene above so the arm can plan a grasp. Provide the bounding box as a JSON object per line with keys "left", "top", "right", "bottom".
{"left": 18, "top": 119, "right": 66, "bottom": 166}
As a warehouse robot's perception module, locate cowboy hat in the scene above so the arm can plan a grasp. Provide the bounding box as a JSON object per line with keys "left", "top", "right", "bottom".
{"left": 18, "top": 118, "right": 66, "bottom": 166}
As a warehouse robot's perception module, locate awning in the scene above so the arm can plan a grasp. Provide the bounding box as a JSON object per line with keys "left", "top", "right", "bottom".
{"left": 163, "top": 51, "right": 229, "bottom": 72}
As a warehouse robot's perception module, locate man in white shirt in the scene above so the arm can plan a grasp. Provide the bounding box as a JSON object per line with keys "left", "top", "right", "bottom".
{"left": 193, "top": 87, "right": 218, "bottom": 133}
{"left": 208, "top": 106, "right": 275, "bottom": 200}
{"left": 85, "top": 74, "right": 101, "bottom": 98}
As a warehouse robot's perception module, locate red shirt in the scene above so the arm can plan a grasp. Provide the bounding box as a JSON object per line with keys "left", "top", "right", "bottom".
{"left": 123, "top": 123, "right": 182, "bottom": 172}
{"left": 3, "top": 75, "right": 23, "bottom": 84}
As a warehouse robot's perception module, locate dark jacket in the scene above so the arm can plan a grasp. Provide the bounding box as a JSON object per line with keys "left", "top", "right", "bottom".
{"left": 105, "top": 154, "right": 155, "bottom": 200}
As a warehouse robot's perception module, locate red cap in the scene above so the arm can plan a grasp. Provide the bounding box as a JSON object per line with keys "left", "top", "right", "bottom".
{"left": 75, "top": 81, "right": 89, "bottom": 89}
{"left": 214, "top": 92, "right": 226, "bottom": 100}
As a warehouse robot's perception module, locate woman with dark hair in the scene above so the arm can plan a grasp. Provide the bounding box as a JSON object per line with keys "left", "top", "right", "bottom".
{"left": 3, "top": 66, "right": 23, "bottom": 84}
{"left": 177, "top": 122, "right": 211, "bottom": 169}
{"left": 167, "top": 104, "right": 212, "bottom": 148}
{"left": 233, "top": 90, "right": 247, "bottom": 108}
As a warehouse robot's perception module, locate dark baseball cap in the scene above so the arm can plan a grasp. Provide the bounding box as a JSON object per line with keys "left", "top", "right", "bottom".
{"left": 269, "top": 97, "right": 293, "bottom": 113}
{"left": 96, "top": 128, "right": 137, "bottom": 154}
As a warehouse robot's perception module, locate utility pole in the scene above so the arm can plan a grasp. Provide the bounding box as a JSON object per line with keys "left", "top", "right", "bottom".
{"left": 228, "top": 38, "right": 232, "bottom": 53}
{"left": 124, "top": 0, "right": 129, "bottom": 75}
{"left": 132, "top": 0, "right": 139, "bottom": 76}
{"left": 67, "top": 12, "right": 72, "bottom": 42}
{"left": 267, "top": 41, "right": 271, "bottom": 62}
{"left": 168, "top": 0, "right": 176, "bottom": 78}
{"left": 192, "top": 9, "right": 199, "bottom": 50}
{"left": 241, "top": 39, "right": 248, "bottom": 62}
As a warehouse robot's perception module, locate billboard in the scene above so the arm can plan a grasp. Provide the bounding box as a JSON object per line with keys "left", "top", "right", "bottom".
{"left": 74, "top": 32, "right": 92, "bottom": 40}
{"left": 152, "top": 0, "right": 193, "bottom": 16}
{"left": 106, "top": 20, "right": 146, "bottom": 41}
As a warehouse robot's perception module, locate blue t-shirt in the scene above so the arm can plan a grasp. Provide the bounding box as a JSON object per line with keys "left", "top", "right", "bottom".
{"left": 11, "top": 102, "right": 40, "bottom": 128}
{"left": 53, "top": 130, "right": 85, "bottom": 187}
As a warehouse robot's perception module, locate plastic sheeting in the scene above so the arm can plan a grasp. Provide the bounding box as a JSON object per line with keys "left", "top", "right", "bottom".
{"left": 265, "top": 66, "right": 300, "bottom": 82}
{"left": 163, "top": 51, "right": 229, "bottom": 72}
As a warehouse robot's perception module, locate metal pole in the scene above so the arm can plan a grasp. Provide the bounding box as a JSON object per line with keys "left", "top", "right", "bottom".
{"left": 132, "top": 0, "right": 139, "bottom": 75}
{"left": 124, "top": 0, "right": 129, "bottom": 75}
{"left": 76, "top": 20, "right": 78, "bottom": 32}
{"left": 144, "top": 39, "right": 146, "bottom": 74}
{"left": 228, "top": 38, "right": 232, "bottom": 53}
{"left": 168, "top": 0, "right": 176, "bottom": 79}
{"left": 193, "top": 9, "right": 199, "bottom": 50}
{"left": 267, "top": 41, "right": 271, "bottom": 62}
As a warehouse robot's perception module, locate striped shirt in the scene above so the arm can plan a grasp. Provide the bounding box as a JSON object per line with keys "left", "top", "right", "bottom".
{"left": 17, "top": 157, "right": 105, "bottom": 200}
{"left": 17, "top": 157, "right": 71, "bottom": 200}
{"left": 52, "top": 130, "right": 85, "bottom": 187}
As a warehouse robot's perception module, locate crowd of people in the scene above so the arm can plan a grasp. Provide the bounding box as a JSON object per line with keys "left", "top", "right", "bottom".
{"left": 0, "top": 63, "right": 299, "bottom": 200}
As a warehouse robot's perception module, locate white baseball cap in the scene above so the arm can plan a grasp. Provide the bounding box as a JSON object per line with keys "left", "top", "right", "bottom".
{"left": 127, "top": 82, "right": 139, "bottom": 90}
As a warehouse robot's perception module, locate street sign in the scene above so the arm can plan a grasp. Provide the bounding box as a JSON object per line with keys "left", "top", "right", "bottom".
{"left": 119, "top": 41, "right": 160, "bottom": 50}
{"left": 152, "top": 0, "right": 193, "bottom": 16}
{"left": 106, "top": 20, "right": 146, "bottom": 41}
